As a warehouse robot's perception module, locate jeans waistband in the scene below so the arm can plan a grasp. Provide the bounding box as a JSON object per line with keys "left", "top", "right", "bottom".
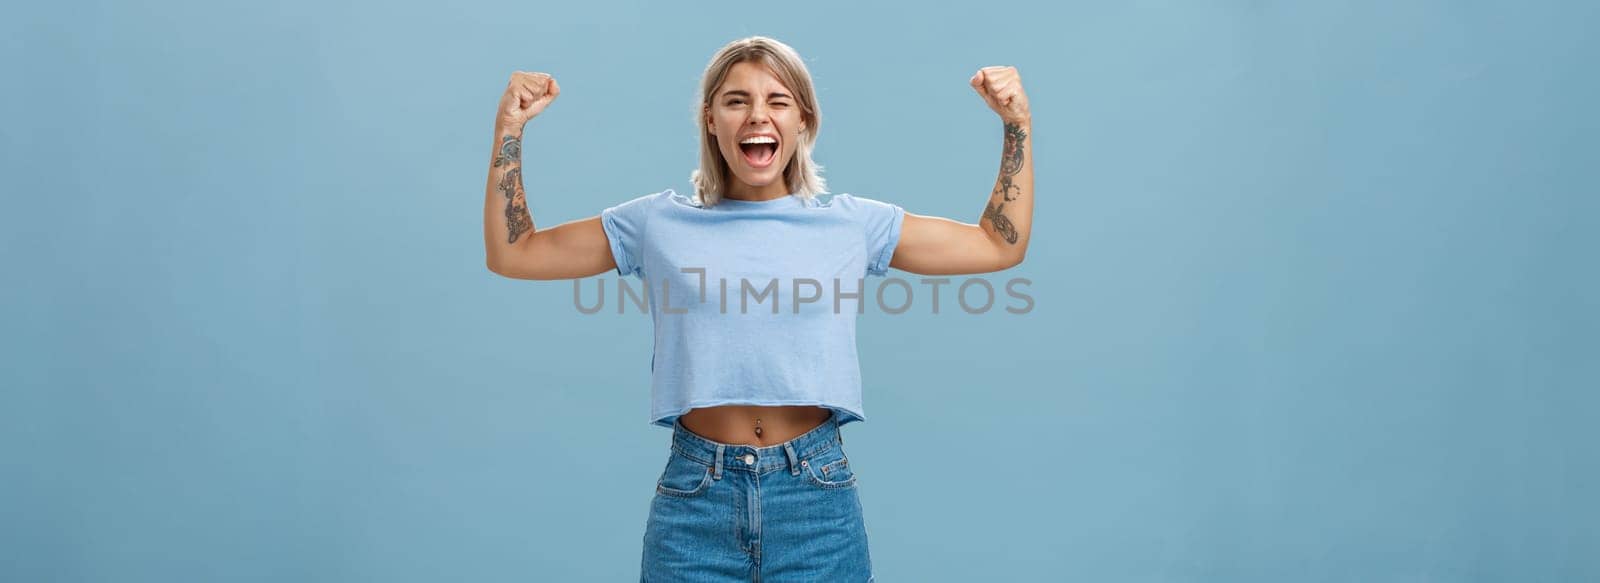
{"left": 671, "top": 410, "right": 845, "bottom": 478}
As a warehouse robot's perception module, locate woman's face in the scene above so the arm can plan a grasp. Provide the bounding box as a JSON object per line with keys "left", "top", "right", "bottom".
{"left": 706, "top": 61, "right": 806, "bottom": 199}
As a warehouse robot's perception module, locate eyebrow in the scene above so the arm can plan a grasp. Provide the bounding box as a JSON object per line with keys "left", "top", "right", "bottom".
{"left": 720, "top": 90, "right": 793, "bottom": 100}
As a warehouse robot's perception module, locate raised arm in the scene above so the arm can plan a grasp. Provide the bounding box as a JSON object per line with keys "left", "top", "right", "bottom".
{"left": 891, "top": 66, "right": 1033, "bottom": 276}
{"left": 484, "top": 71, "right": 618, "bottom": 280}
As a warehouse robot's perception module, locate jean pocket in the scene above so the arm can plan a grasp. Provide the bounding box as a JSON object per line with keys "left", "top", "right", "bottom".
{"left": 655, "top": 448, "right": 714, "bottom": 498}
{"left": 800, "top": 444, "right": 857, "bottom": 490}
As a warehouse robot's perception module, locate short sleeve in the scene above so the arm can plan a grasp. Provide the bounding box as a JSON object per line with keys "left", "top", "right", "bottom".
{"left": 599, "top": 191, "right": 661, "bottom": 277}
{"left": 845, "top": 194, "right": 906, "bottom": 277}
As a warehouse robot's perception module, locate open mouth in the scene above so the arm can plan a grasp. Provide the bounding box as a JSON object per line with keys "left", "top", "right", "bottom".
{"left": 739, "top": 142, "right": 778, "bottom": 167}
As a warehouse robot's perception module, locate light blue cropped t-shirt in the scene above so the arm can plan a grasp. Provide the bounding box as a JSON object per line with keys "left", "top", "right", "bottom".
{"left": 599, "top": 188, "right": 905, "bottom": 428}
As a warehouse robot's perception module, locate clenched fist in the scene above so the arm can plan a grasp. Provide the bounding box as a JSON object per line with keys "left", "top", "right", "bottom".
{"left": 970, "top": 66, "right": 1030, "bottom": 125}
{"left": 497, "top": 71, "right": 560, "bottom": 129}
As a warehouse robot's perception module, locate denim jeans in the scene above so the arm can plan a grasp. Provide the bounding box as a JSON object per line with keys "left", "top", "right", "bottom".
{"left": 640, "top": 410, "right": 874, "bottom": 582}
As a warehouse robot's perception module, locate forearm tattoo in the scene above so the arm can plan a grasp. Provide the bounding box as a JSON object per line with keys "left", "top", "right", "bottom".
{"left": 984, "top": 201, "right": 1019, "bottom": 244}
{"left": 495, "top": 135, "right": 532, "bottom": 244}
{"left": 984, "top": 122, "right": 1026, "bottom": 245}
{"left": 995, "top": 122, "right": 1027, "bottom": 202}
{"left": 493, "top": 134, "right": 521, "bottom": 167}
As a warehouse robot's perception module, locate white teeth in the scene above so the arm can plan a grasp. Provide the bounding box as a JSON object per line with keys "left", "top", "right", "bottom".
{"left": 739, "top": 136, "right": 778, "bottom": 145}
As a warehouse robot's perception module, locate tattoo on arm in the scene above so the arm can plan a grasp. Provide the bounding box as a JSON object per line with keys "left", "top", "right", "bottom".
{"left": 493, "top": 135, "right": 521, "bottom": 167}
{"left": 995, "top": 122, "right": 1028, "bottom": 202}
{"left": 495, "top": 135, "right": 532, "bottom": 243}
{"left": 984, "top": 201, "right": 1019, "bottom": 244}
{"left": 984, "top": 122, "right": 1026, "bottom": 246}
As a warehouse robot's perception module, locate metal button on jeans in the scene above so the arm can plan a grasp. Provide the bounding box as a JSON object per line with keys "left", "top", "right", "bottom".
{"left": 743, "top": 454, "right": 755, "bottom": 464}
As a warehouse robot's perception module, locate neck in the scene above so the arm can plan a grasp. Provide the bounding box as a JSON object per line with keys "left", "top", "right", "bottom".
{"left": 724, "top": 179, "right": 791, "bottom": 202}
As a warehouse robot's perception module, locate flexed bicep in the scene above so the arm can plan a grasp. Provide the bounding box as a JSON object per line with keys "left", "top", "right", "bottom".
{"left": 889, "top": 212, "right": 1016, "bottom": 276}
{"left": 490, "top": 216, "right": 617, "bottom": 280}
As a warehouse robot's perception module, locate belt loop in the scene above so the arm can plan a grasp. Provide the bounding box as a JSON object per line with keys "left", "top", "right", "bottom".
{"left": 713, "top": 444, "right": 725, "bottom": 480}
{"left": 784, "top": 442, "right": 800, "bottom": 476}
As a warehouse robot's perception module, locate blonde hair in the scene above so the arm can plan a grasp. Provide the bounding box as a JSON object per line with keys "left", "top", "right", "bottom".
{"left": 690, "top": 36, "right": 827, "bottom": 207}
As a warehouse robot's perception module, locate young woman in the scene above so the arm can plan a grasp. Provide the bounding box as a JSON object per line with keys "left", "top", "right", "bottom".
{"left": 483, "top": 36, "right": 1032, "bottom": 582}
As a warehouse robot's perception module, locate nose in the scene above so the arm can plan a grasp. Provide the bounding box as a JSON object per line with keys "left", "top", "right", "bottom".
{"left": 747, "top": 101, "right": 772, "bottom": 124}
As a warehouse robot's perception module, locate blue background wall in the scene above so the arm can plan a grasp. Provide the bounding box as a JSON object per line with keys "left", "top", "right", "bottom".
{"left": 4, "top": 1, "right": 1595, "bottom": 580}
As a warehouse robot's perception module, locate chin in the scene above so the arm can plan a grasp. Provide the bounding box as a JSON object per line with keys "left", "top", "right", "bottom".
{"left": 730, "top": 165, "right": 786, "bottom": 186}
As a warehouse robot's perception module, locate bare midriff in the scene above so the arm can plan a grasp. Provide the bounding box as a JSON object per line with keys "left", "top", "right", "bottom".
{"left": 678, "top": 404, "right": 833, "bottom": 446}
